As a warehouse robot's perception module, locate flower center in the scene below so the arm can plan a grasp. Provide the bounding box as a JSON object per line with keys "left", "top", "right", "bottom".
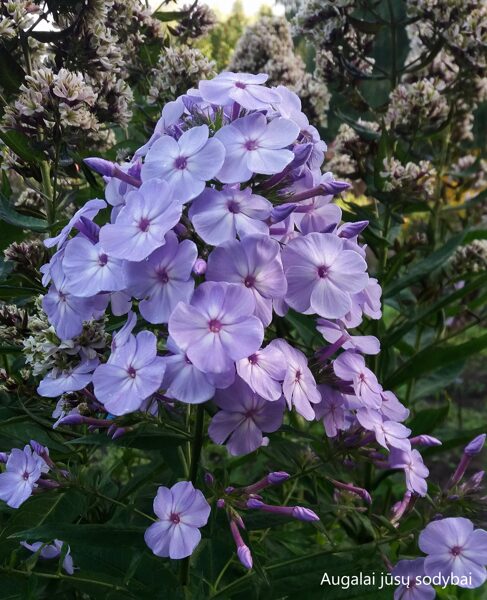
{"left": 235, "top": 81, "right": 247, "bottom": 89}
{"left": 157, "top": 269, "right": 169, "bottom": 284}
{"left": 244, "top": 275, "right": 255, "bottom": 288}
{"left": 98, "top": 253, "right": 108, "bottom": 266}
{"left": 317, "top": 265, "right": 329, "bottom": 278}
{"left": 138, "top": 217, "right": 151, "bottom": 232}
{"left": 184, "top": 354, "right": 192, "bottom": 365}
{"left": 174, "top": 156, "right": 188, "bottom": 170}
{"left": 22, "top": 471, "right": 30, "bottom": 481}
{"left": 295, "top": 369, "right": 302, "bottom": 382}
{"left": 170, "top": 512, "right": 181, "bottom": 524}
{"left": 127, "top": 366, "right": 137, "bottom": 378}
{"left": 58, "top": 291, "right": 67, "bottom": 302}
{"left": 209, "top": 319, "right": 222, "bottom": 333}
{"left": 248, "top": 353, "right": 259, "bottom": 365}
{"left": 227, "top": 200, "right": 241, "bottom": 214}
{"left": 244, "top": 139, "right": 259, "bottom": 151}
{"left": 450, "top": 545, "right": 463, "bottom": 557}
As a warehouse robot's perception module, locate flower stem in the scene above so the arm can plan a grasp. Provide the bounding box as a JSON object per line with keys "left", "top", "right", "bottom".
{"left": 180, "top": 403, "right": 206, "bottom": 588}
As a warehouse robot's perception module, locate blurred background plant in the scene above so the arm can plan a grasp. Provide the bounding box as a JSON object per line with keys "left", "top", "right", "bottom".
{"left": 0, "top": 0, "right": 486, "bottom": 598}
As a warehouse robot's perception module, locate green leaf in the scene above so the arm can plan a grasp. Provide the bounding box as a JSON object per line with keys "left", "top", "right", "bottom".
{"left": 9, "top": 524, "right": 145, "bottom": 547}
{"left": 0, "top": 130, "right": 46, "bottom": 164}
{"left": 284, "top": 310, "right": 321, "bottom": 347}
{"left": 0, "top": 192, "right": 48, "bottom": 232}
{"left": 408, "top": 403, "right": 450, "bottom": 435}
{"left": 153, "top": 10, "right": 185, "bottom": 21}
{"left": 383, "top": 233, "right": 466, "bottom": 298}
{"left": 0, "top": 48, "right": 25, "bottom": 97}
{"left": 385, "top": 332, "right": 487, "bottom": 388}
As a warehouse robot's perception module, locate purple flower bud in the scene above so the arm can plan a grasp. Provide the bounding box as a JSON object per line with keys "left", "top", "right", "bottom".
{"left": 410, "top": 435, "right": 442, "bottom": 447}
{"left": 292, "top": 506, "right": 320, "bottom": 522}
{"left": 246, "top": 498, "right": 264, "bottom": 509}
{"left": 193, "top": 258, "right": 207, "bottom": 275}
{"left": 57, "top": 414, "right": 85, "bottom": 426}
{"left": 36, "top": 479, "right": 60, "bottom": 489}
{"left": 338, "top": 220, "right": 369, "bottom": 239}
{"left": 465, "top": 434, "right": 486, "bottom": 456}
{"left": 84, "top": 157, "right": 115, "bottom": 177}
{"left": 234, "top": 514, "right": 246, "bottom": 530}
{"left": 331, "top": 480, "right": 372, "bottom": 504}
{"left": 469, "top": 470, "right": 485, "bottom": 488}
{"left": 204, "top": 472, "right": 215, "bottom": 486}
{"left": 173, "top": 223, "right": 188, "bottom": 236}
{"left": 237, "top": 545, "right": 253, "bottom": 569}
{"left": 225, "top": 486, "right": 235, "bottom": 494}
{"left": 269, "top": 203, "right": 296, "bottom": 224}
{"left": 0, "top": 452, "right": 9, "bottom": 463}
{"left": 289, "top": 143, "right": 313, "bottom": 170}
{"left": 320, "top": 178, "right": 350, "bottom": 195}
{"left": 111, "top": 427, "right": 128, "bottom": 440}
{"left": 217, "top": 498, "right": 225, "bottom": 509}
{"left": 267, "top": 471, "right": 290, "bottom": 485}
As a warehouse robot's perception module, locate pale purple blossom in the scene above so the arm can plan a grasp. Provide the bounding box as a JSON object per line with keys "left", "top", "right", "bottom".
{"left": 144, "top": 481, "right": 210, "bottom": 559}
{"left": 333, "top": 351, "right": 383, "bottom": 408}
{"left": 168, "top": 282, "right": 264, "bottom": 374}
{"left": 189, "top": 185, "right": 271, "bottom": 245}
{"left": 37, "top": 358, "right": 99, "bottom": 398}
{"left": 419, "top": 517, "right": 487, "bottom": 588}
{"left": 199, "top": 72, "right": 280, "bottom": 110}
{"left": 99, "top": 179, "right": 182, "bottom": 261}
{"left": 282, "top": 233, "right": 368, "bottom": 319}
{"left": 161, "top": 337, "right": 234, "bottom": 404}
{"left": 236, "top": 342, "right": 286, "bottom": 401}
{"left": 209, "top": 378, "right": 284, "bottom": 455}
{"left": 215, "top": 113, "right": 300, "bottom": 184}
{"left": 315, "top": 385, "right": 346, "bottom": 437}
{"left": 141, "top": 125, "right": 225, "bottom": 203}
{"left": 206, "top": 234, "right": 287, "bottom": 325}
{"left": 317, "top": 319, "right": 380, "bottom": 356}
{"left": 271, "top": 339, "right": 321, "bottom": 420}
{"left": 44, "top": 199, "right": 106, "bottom": 249}
{"left": 21, "top": 540, "right": 74, "bottom": 574}
{"left": 124, "top": 231, "right": 197, "bottom": 324}
{"left": 93, "top": 331, "right": 165, "bottom": 415}
{"left": 0, "top": 445, "right": 48, "bottom": 508}
{"left": 63, "top": 236, "right": 126, "bottom": 297}
{"left": 389, "top": 448, "right": 429, "bottom": 497}
{"left": 392, "top": 559, "right": 435, "bottom": 600}
{"left": 357, "top": 409, "right": 411, "bottom": 451}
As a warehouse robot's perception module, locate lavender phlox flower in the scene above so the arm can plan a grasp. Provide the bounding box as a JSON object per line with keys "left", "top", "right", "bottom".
{"left": 337, "top": 221, "right": 369, "bottom": 240}
{"left": 208, "top": 377, "right": 284, "bottom": 456}
{"left": 135, "top": 98, "right": 185, "bottom": 158}
{"left": 62, "top": 236, "right": 126, "bottom": 297}
{"left": 42, "top": 259, "right": 101, "bottom": 340}
{"left": 389, "top": 448, "right": 429, "bottom": 497}
{"left": 199, "top": 72, "right": 280, "bottom": 110}
{"left": 392, "top": 558, "right": 435, "bottom": 600}
{"left": 0, "top": 445, "right": 49, "bottom": 508}
{"left": 419, "top": 517, "right": 487, "bottom": 588}
{"left": 161, "top": 336, "right": 234, "bottom": 405}
{"left": 193, "top": 258, "right": 207, "bottom": 275}
{"left": 236, "top": 342, "right": 286, "bottom": 401}
{"left": 314, "top": 385, "right": 346, "bottom": 438}
{"left": 144, "top": 481, "right": 211, "bottom": 559}
{"left": 44, "top": 199, "right": 106, "bottom": 249}
{"left": 215, "top": 112, "right": 300, "bottom": 184}
{"left": 93, "top": 331, "right": 165, "bottom": 415}
{"left": 124, "top": 231, "right": 197, "bottom": 324}
{"left": 333, "top": 351, "right": 383, "bottom": 408}
{"left": 380, "top": 390, "right": 410, "bottom": 422}
{"left": 189, "top": 185, "right": 271, "bottom": 245}
{"left": 391, "top": 491, "right": 413, "bottom": 525}
{"left": 111, "top": 311, "right": 137, "bottom": 352}
{"left": 99, "top": 179, "right": 182, "bottom": 261}
{"left": 292, "top": 196, "right": 342, "bottom": 235}
{"left": 357, "top": 408, "right": 411, "bottom": 451}
{"left": 141, "top": 125, "right": 225, "bottom": 203}
{"left": 168, "top": 282, "right": 264, "bottom": 374}
{"left": 317, "top": 318, "right": 380, "bottom": 356}
{"left": 37, "top": 358, "right": 99, "bottom": 398}
{"left": 206, "top": 234, "right": 287, "bottom": 326}
{"left": 271, "top": 339, "right": 321, "bottom": 421}
{"left": 282, "top": 232, "right": 368, "bottom": 319}
{"left": 21, "top": 540, "right": 75, "bottom": 574}
{"left": 229, "top": 519, "right": 253, "bottom": 569}
{"left": 465, "top": 434, "right": 486, "bottom": 455}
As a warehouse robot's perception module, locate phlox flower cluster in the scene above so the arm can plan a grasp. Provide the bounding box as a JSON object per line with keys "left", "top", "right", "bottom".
{"left": 25, "top": 72, "right": 428, "bottom": 561}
